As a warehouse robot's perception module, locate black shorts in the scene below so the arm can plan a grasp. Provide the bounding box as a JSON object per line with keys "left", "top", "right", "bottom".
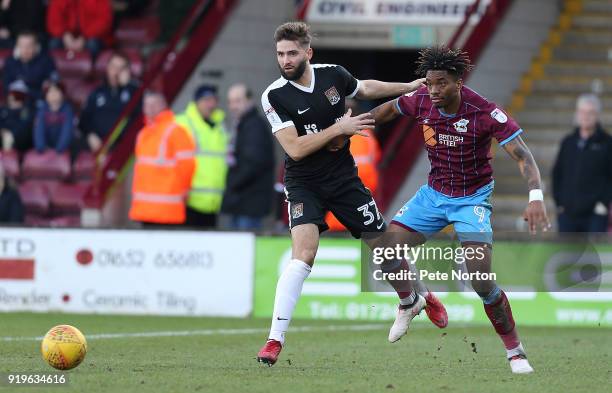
{"left": 284, "top": 176, "right": 387, "bottom": 239}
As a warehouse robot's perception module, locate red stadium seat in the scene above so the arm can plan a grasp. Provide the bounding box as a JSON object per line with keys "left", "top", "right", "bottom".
{"left": 73, "top": 152, "right": 96, "bottom": 180}
{"left": 62, "top": 78, "right": 97, "bottom": 110}
{"left": 116, "top": 16, "right": 160, "bottom": 46}
{"left": 0, "top": 150, "right": 20, "bottom": 178}
{"left": 18, "top": 181, "right": 51, "bottom": 215}
{"left": 94, "top": 49, "right": 143, "bottom": 77}
{"left": 22, "top": 150, "right": 71, "bottom": 180}
{"left": 49, "top": 182, "right": 89, "bottom": 214}
{"left": 48, "top": 215, "right": 81, "bottom": 227}
{"left": 51, "top": 49, "right": 93, "bottom": 78}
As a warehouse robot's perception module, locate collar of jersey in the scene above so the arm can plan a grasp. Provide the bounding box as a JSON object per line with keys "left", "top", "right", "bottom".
{"left": 437, "top": 107, "right": 458, "bottom": 118}
{"left": 289, "top": 66, "right": 315, "bottom": 93}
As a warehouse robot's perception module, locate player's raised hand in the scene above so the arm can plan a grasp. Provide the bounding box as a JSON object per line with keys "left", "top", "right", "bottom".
{"left": 523, "top": 200, "right": 551, "bottom": 234}
{"left": 338, "top": 108, "right": 375, "bottom": 137}
{"left": 406, "top": 78, "right": 426, "bottom": 93}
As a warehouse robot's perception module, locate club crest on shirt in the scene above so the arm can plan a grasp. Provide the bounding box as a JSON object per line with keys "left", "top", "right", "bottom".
{"left": 453, "top": 118, "right": 469, "bottom": 133}
{"left": 291, "top": 202, "right": 304, "bottom": 219}
{"left": 324, "top": 86, "right": 341, "bottom": 105}
{"left": 490, "top": 108, "right": 508, "bottom": 123}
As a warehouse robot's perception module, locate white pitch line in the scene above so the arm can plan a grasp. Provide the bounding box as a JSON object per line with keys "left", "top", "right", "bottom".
{"left": 1, "top": 324, "right": 388, "bottom": 342}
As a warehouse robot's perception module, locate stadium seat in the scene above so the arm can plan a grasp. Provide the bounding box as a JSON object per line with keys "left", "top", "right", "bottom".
{"left": 51, "top": 49, "right": 93, "bottom": 78}
{"left": 73, "top": 152, "right": 96, "bottom": 180}
{"left": 49, "top": 182, "right": 89, "bottom": 214}
{"left": 48, "top": 215, "right": 81, "bottom": 227}
{"left": 18, "top": 181, "right": 51, "bottom": 215}
{"left": 116, "top": 16, "right": 160, "bottom": 46}
{"left": 62, "top": 78, "right": 97, "bottom": 110}
{"left": 22, "top": 150, "right": 71, "bottom": 180}
{"left": 94, "top": 49, "right": 143, "bottom": 78}
{"left": 0, "top": 150, "right": 20, "bottom": 179}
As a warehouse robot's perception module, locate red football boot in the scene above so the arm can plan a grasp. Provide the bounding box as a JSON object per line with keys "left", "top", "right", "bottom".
{"left": 257, "top": 339, "right": 282, "bottom": 366}
{"left": 425, "top": 292, "right": 448, "bottom": 328}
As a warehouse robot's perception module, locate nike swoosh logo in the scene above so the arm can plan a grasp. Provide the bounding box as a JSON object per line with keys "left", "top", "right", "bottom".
{"left": 298, "top": 108, "right": 310, "bottom": 114}
{"left": 276, "top": 317, "right": 288, "bottom": 320}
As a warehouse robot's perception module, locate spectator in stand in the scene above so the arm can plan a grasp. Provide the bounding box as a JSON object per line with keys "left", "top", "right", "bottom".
{"left": 47, "top": 0, "right": 113, "bottom": 58}
{"left": 0, "top": 0, "right": 46, "bottom": 49}
{"left": 221, "top": 83, "right": 275, "bottom": 230}
{"left": 129, "top": 91, "right": 195, "bottom": 227}
{"left": 552, "top": 93, "right": 612, "bottom": 232}
{"left": 3, "top": 31, "right": 57, "bottom": 102}
{"left": 176, "top": 85, "right": 227, "bottom": 228}
{"left": 79, "top": 52, "right": 139, "bottom": 153}
{"left": 0, "top": 80, "right": 34, "bottom": 152}
{"left": 0, "top": 162, "right": 24, "bottom": 224}
{"left": 33, "top": 80, "right": 73, "bottom": 154}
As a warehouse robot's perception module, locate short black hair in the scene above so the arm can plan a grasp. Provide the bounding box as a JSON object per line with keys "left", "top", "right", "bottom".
{"left": 415, "top": 46, "right": 473, "bottom": 79}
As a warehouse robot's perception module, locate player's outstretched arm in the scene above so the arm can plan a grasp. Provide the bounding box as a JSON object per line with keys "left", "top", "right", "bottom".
{"left": 356, "top": 78, "right": 425, "bottom": 100}
{"left": 370, "top": 98, "right": 402, "bottom": 125}
{"left": 275, "top": 109, "right": 373, "bottom": 161}
{"left": 502, "top": 136, "right": 552, "bottom": 234}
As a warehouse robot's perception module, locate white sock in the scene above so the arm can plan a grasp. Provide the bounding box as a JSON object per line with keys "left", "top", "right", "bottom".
{"left": 268, "top": 259, "right": 311, "bottom": 344}
{"left": 506, "top": 343, "right": 526, "bottom": 359}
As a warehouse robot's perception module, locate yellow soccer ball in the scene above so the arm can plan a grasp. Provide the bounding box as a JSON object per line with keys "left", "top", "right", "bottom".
{"left": 41, "top": 325, "right": 87, "bottom": 370}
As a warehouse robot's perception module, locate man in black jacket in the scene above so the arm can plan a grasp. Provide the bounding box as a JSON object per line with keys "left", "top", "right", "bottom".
{"left": 552, "top": 93, "right": 612, "bottom": 232}
{"left": 79, "top": 52, "right": 139, "bottom": 152}
{"left": 222, "top": 83, "right": 275, "bottom": 230}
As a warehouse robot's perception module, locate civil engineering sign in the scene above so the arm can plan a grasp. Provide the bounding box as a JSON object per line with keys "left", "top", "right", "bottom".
{"left": 0, "top": 228, "right": 254, "bottom": 317}
{"left": 254, "top": 237, "right": 612, "bottom": 326}
{"left": 305, "top": 0, "right": 491, "bottom": 25}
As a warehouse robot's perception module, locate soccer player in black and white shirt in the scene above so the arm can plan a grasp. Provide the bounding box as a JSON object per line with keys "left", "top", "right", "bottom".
{"left": 257, "top": 22, "right": 447, "bottom": 365}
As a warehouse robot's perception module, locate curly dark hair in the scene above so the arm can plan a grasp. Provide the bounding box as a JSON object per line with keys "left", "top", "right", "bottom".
{"left": 415, "top": 46, "right": 473, "bottom": 79}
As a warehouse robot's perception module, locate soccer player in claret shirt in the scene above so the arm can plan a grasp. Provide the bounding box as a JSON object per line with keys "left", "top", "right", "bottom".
{"left": 370, "top": 46, "right": 551, "bottom": 374}
{"left": 257, "top": 22, "right": 449, "bottom": 366}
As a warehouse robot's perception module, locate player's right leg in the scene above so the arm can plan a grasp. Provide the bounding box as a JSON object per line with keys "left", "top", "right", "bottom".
{"left": 258, "top": 184, "right": 326, "bottom": 366}
{"left": 257, "top": 224, "right": 319, "bottom": 365}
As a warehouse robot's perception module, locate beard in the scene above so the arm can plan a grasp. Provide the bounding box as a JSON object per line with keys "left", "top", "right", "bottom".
{"left": 279, "top": 59, "right": 308, "bottom": 81}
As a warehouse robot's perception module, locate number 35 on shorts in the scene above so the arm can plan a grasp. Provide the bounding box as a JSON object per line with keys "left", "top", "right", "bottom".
{"left": 357, "top": 199, "right": 384, "bottom": 229}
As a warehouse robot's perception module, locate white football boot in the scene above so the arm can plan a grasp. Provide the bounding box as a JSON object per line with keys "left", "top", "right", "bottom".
{"left": 388, "top": 294, "right": 426, "bottom": 343}
{"left": 508, "top": 343, "right": 534, "bottom": 374}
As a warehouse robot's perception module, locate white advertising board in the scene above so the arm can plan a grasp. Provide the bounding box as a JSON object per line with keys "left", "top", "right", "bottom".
{"left": 0, "top": 229, "right": 254, "bottom": 317}
{"left": 306, "top": 0, "right": 490, "bottom": 25}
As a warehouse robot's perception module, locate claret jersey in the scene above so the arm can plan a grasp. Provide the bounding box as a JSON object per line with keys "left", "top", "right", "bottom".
{"left": 396, "top": 85, "right": 523, "bottom": 197}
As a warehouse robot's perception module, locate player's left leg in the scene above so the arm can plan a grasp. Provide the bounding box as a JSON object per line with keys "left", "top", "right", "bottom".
{"left": 460, "top": 241, "right": 533, "bottom": 374}
{"left": 450, "top": 189, "right": 534, "bottom": 374}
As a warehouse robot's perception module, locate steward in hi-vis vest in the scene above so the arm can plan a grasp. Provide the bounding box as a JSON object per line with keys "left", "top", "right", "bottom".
{"left": 176, "top": 85, "right": 227, "bottom": 227}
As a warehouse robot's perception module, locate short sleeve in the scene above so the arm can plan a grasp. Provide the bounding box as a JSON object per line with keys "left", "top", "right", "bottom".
{"left": 336, "top": 65, "right": 360, "bottom": 98}
{"left": 396, "top": 90, "right": 419, "bottom": 117}
{"left": 261, "top": 90, "right": 294, "bottom": 133}
{"left": 486, "top": 103, "right": 523, "bottom": 146}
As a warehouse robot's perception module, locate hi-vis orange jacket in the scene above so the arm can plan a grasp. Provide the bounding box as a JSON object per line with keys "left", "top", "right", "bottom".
{"left": 326, "top": 130, "right": 381, "bottom": 231}
{"left": 129, "top": 110, "right": 196, "bottom": 224}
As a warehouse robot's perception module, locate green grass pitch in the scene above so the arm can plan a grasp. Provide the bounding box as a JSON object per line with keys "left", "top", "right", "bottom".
{"left": 0, "top": 312, "right": 610, "bottom": 393}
